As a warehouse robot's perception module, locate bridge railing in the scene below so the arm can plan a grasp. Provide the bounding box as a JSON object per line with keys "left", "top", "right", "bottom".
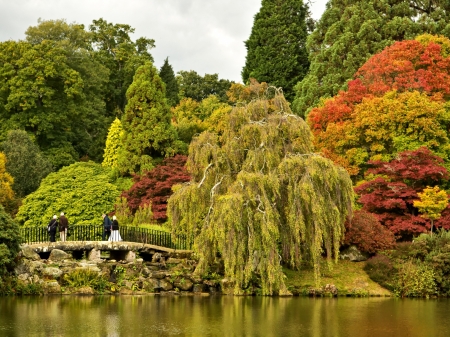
{"left": 20, "top": 225, "right": 193, "bottom": 250}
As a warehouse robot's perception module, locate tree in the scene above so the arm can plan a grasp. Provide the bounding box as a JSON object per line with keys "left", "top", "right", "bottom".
{"left": 0, "top": 152, "right": 14, "bottom": 205}
{"left": 344, "top": 210, "right": 396, "bottom": 254}
{"left": 307, "top": 35, "right": 450, "bottom": 178}
{"left": 168, "top": 90, "right": 353, "bottom": 295}
{"left": 118, "top": 62, "right": 183, "bottom": 174}
{"left": 102, "top": 118, "right": 123, "bottom": 169}
{"left": 89, "top": 18, "right": 155, "bottom": 114}
{"left": 177, "top": 70, "right": 233, "bottom": 103}
{"left": 15, "top": 162, "right": 121, "bottom": 227}
{"left": 0, "top": 205, "right": 21, "bottom": 280}
{"left": 122, "top": 155, "right": 190, "bottom": 222}
{"left": 159, "top": 57, "right": 179, "bottom": 107}
{"left": 414, "top": 186, "right": 449, "bottom": 236}
{"left": 1, "top": 130, "right": 52, "bottom": 197}
{"left": 242, "top": 0, "right": 310, "bottom": 101}
{"left": 355, "top": 147, "right": 450, "bottom": 239}
{"left": 293, "top": 0, "right": 450, "bottom": 117}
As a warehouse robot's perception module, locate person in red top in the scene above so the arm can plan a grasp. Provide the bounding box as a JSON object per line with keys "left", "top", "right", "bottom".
{"left": 59, "top": 212, "right": 69, "bottom": 242}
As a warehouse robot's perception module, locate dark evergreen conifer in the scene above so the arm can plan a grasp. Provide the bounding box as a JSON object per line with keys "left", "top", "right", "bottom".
{"left": 159, "top": 57, "right": 179, "bottom": 107}
{"left": 242, "top": 0, "right": 310, "bottom": 102}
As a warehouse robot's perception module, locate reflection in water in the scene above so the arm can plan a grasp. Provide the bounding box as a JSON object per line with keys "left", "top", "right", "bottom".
{"left": 0, "top": 296, "right": 449, "bottom": 336}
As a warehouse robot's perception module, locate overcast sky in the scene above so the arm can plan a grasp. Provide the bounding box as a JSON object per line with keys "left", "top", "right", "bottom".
{"left": 0, "top": 0, "right": 328, "bottom": 83}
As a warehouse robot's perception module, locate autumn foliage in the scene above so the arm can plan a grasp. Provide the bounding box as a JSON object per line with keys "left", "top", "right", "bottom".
{"left": 355, "top": 148, "right": 450, "bottom": 239}
{"left": 122, "top": 155, "right": 190, "bottom": 222}
{"left": 344, "top": 210, "right": 396, "bottom": 254}
{"left": 308, "top": 35, "right": 450, "bottom": 177}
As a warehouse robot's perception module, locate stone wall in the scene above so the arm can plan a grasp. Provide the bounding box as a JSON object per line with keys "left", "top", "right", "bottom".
{"left": 15, "top": 246, "right": 222, "bottom": 295}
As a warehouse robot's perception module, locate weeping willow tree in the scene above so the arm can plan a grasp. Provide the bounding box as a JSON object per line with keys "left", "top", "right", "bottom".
{"left": 168, "top": 89, "right": 353, "bottom": 295}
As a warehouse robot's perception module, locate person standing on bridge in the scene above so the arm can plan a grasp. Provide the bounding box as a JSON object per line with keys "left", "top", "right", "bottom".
{"left": 47, "top": 215, "right": 58, "bottom": 242}
{"left": 102, "top": 213, "right": 112, "bottom": 241}
{"left": 59, "top": 212, "right": 69, "bottom": 242}
{"left": 109, "top": 215, "right": 122, "bottom": 242}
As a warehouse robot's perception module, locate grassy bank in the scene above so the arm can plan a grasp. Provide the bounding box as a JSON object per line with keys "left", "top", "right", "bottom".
{"left": 284, "top": 259, "right": 391, "bottom": 297}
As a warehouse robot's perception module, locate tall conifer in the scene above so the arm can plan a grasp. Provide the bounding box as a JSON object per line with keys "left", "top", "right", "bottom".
{"left": 159, "top": 57, "right": 179, "bottom": 107}
{"left": 242, "top": 0, "right": 310, "bottom": 102}
{"left": 118, "top": 62, "right": 181, "bottom": 174}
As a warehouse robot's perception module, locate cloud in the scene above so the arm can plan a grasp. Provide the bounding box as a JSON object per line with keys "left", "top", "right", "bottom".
{"left": 0, "top": 0, "right": 328, "bottom": 82}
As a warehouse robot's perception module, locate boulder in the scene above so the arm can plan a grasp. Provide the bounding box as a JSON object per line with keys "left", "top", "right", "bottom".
{"left": 166, "top": 258, "right": 183, "bottom": 264}
{"left": 124, "top": 251, "right": 136, "bottom": 262}
{"left": 42, "top": 267, "right": 63, "bottom": 279}
{"left": 49, "top": 249, "right": 71, "bottom": 261}
{"left": 159, "top": 279, "right": 174, "bottom": 291}
{"left": 174, "top": 278, "right": 194, "bottom": 291}
{"left": 77, "top": 286, "right": 95, "bottom": 295}
{"left": 21, "top": 246, "right": 41, "bottom": 261}
{"left": 192, "top": 284, "right": 206, "bottom": 293}
{"left": 44, "top": 281, "right": 61, "bottom": 294}
{"left": 340, "top": 245, "right": 369, "bottom": 262}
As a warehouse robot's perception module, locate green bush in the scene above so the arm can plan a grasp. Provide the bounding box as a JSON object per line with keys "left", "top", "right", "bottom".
{"left": 0, "top": 205, "right": 21, "bottom": 279}
{"left": 364, "top": 254, "right": 396, "bottom": 291}
{"left": 63, "top": 269, "right": 109, "bottom": 293}
{"left": 16, "top": 162, "right": 121, "bottom": 226}
{"left": 392, "top": 260, "right": 436, "bottom": 298}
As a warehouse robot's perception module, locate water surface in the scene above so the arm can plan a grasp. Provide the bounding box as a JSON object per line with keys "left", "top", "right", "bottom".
{"left": 0, "top": 296, "right": 449, "bottom": 336}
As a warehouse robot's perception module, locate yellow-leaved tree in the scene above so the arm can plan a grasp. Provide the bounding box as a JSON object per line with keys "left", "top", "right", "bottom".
{"left": 414, "top": 186, "right": 449, "bottom": 236}
{"left": 0, "top": 152, "right": 14, "bottom": 205}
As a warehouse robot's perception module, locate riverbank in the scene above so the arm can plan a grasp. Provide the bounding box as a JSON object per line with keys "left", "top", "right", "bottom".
{"left": 284, "top": 260, "right": 392, "bottom": 297}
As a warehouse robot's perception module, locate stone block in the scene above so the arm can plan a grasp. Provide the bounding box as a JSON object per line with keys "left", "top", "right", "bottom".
{"left": 49, "top": 249, "right": 71, "bottom": 261}
{"left": 174, "top": 278, "right": 194, "bottom": 291}
{"left": 124, "top": 251, "right": 136, "bottom": 262}
{"left": 21, "top": 246, "right": 41, "bottom": 261}
{"left": 159, "top": 278, "right": 173, "bottom": 291}
{"left": 87, "top": 249, "right": 101, "bottom": 261}
{"left": 42, "top": 267, "right": 63, "bottom": 279}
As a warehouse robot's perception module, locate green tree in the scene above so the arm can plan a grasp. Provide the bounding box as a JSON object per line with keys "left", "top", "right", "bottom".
{"left": 118, "top": 62, "right": 182, "bottom": 174}
{"left": 168, "top": 90, "right": 353, "bottom": 295}
{"left": 1, "top": 130, "right": 52, "bottom": 198}
{"left": 15, "top": 162, "right": 121, "bottom": 227}
{"left": 159, "top": 57, "right": 179, "bottom": 107}
{"left": 414, "top": 186, "right": 449, "bottom": 236}
{"left": 177, "top": 70, "right": 233, "bottom": 103}
{"left": 293, "top": 0, "right": 450, "bottom": 117}
{"left": 89, "top": 18, "right": 155, "bottom": 114}
{"left": 0, "top": 205, "right": 21, "bottom": 280}
{"left": 242, "top": 0, "right": 310, "bottom": 101}
{"left": 102, "top": 118, "right": 123, "bottom": 169}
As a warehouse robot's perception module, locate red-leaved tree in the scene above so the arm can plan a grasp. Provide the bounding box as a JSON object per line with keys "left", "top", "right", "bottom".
{"left": 355, "top": 147, "right": 450, "bottom": 239}
{"left": 122, "top": 155, "right": 190, "bottom": 222}
{"left": 344, "top": 210, "right": 396, "bottom": 254}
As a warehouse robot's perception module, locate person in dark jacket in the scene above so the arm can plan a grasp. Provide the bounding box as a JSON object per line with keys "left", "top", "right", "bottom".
{"left": 102, "top": 213, "right": 112, "bottom": 241}
{"left": 47, "top": 215, "right": 58, "bottom": 242}
{"left": 59, "top": 212, "right": 69, "bottom": 242}
{"left": 108, "top": 215, "right": 122, "bottom": 241}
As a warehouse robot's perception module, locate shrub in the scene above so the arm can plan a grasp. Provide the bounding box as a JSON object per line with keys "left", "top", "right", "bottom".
{"left": 0, "top": 205, "right": 21, "bottom": 279}
{"left": 63, "top": 269, "right": 109, "bottom": 293}
{"left": 344, "top": 210, "right": 396, "bottom": 254}
{"left": 392, "top": 260, "right": 436, "bottom": 298}
{"left": 364, "top": 254, "right": 396, "bottom": 290}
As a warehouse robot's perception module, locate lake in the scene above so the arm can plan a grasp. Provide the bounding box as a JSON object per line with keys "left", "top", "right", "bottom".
{"left": 0, "top": 295, "right": 449, "bottom": 336}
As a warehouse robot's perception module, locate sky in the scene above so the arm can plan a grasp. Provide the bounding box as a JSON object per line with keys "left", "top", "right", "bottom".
{"left": 0, "top": 0, "right": 328, "bottom": 83}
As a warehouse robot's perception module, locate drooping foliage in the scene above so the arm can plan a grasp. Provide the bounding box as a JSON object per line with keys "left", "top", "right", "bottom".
{"left": 168, "top": 90, "right": 353, "bottom": 295}
{"left": 176, "top": 70, "right": 233, "bottom": 103}
{"left": 172, "top": 95, "right": 232, "bottom": 145}
{"left": 159, "top": 57, "right": 179, "bottom": 107}
{"left": 102, "top": 118, "right": 123, "bottom": 169}
{"left": 118, "top": 62, "right": 183, "bottom": 175}
{"left": 0, "top": 152, "right": 14, "bottom": 205}
{"left": 16, "top": 162, "right": 121, "bottom": 227}
{"left": 355, "top": 147, "right": 450, "bottom": 239}
{"left": 0, "top": 205, "right": 21, "bottom": 279}
{"left": 242, "top": 0, "right": 310, "bottom": 101}
{"left": 308, "top": 35, "right": 450, "bottom": 178}
{"left": 1, "top": 130, "right": 53, "bottom": 197}
{"left": 122, "top": 155, "right": 190, "bottom": 222}
{"left": 344, "top": 210, "right": 396, "bottom": 254}
{"left": 293, "top": 0, "right": 450, "bottom": 117}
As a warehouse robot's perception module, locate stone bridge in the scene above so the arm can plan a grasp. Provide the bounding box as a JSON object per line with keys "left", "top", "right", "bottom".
{"left": 24, "top": 241, "right": 193, "bottom": 263}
